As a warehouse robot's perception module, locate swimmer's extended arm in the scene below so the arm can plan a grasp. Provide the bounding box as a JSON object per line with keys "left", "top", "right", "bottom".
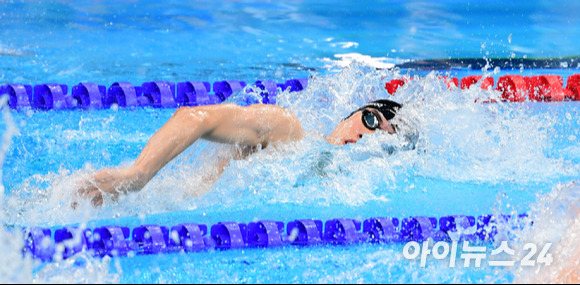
{"left": 134, "top": 103, "right": 304, "bottom": 179}
{"left": 78, "top": 103, "right": 304, "bottom": 206}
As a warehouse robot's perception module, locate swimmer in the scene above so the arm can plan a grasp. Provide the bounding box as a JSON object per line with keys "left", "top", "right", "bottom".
{"left": 77, "top": 99, "right": 402, "bottom": 206}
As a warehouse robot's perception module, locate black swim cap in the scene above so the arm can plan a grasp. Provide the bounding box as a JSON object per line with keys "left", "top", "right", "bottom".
{"left": 343, "top": 99, "right": 402, "bottom": 121}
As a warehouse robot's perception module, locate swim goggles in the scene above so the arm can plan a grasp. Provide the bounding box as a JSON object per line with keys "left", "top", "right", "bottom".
{"left": 361, "top": 109, "right": 380, "bottom": 131}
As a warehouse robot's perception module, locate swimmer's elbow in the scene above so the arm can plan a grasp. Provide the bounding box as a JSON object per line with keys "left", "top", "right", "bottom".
{"left": 173, "top": 106, "right": 215, "bottom": 135}
{"left": 175, "top": 106, "right": 208, "bottom": 123}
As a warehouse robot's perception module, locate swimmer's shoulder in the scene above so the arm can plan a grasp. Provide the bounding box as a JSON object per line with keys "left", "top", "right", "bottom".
{"left": 246, "top": 104, "right": 306, "bottom": 143}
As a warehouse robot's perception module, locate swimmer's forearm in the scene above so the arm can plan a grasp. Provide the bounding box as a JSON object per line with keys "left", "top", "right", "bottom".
{"left": 126, "top": 104, "right": 303, "bottom": 191}
{"left": 131, "top": 107, "right": 213, "bottom": 184}
{"left": 81, "top": 107, "right": 216, "bottom": 201}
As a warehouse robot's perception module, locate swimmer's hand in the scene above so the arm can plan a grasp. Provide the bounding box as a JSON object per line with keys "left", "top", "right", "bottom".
{"left": 75, "top": 168, "right": 143, "bottom": 207}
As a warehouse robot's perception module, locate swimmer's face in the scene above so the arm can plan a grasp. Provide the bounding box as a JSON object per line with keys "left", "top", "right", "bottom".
{"left": 326, "top": 108, "right": 396, "bottom": 146}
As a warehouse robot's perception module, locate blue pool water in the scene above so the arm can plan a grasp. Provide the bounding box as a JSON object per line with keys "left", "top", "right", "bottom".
{"left": 0, "top": 0, "right": 579, "bottom": 283}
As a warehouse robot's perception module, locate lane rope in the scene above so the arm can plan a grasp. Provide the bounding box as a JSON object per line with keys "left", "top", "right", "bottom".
{"left": 2, "top": 74, "right": 579, "bottom": 111}
{"left": 22, "top": 214, "right": 532, "bottom": 262}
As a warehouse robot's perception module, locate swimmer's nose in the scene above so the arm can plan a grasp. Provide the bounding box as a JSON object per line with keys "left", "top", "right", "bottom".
{"left": 344, "top": 133, "right": 365, "bottom": 145}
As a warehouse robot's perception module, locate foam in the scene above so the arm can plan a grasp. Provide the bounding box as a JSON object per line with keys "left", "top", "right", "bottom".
{"left": 513, "top": 181, "right": 580, "bottom": 283}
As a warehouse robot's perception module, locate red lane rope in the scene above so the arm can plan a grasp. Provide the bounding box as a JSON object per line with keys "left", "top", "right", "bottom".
{"left": 385, "top": 74, "right": 580, "bottom": 102}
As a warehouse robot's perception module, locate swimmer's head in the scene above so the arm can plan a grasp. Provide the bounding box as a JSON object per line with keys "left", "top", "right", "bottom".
{"left": 326, "top": 99, "right": 402, "bottom": 146}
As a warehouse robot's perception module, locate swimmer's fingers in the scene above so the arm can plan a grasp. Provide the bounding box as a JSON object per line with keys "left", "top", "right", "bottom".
{"left": 92, "top": 194, "right": 103, "bottom": 207}
{"left": 76, "top": 183, "right": 96, "bottom": 198}
{"left": 74, "top": 168, "right": 131, "bottom": 208}
{"left": 75, "top": 169, "right": 115, "bottom": 199}
{"left": 71, "top": 188, "right": 102, "bottom": 209}
{"left": 76, "top": 173, "right": 104, "bottom": 198}
{"left": 72, "top": 183, "right": 95, "bottom": 209}
{"left": 85, "top": 189, "right": 105, "bottom": 207}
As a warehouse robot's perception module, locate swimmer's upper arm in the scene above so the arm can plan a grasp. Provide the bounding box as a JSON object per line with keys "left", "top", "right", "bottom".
{"left": 201, "top": 103, "right": 305, "bottom": 146}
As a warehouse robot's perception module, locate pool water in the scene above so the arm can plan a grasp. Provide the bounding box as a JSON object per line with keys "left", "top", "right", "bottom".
{"left": 0, "top": 0, "right": 579, "bottom": 283}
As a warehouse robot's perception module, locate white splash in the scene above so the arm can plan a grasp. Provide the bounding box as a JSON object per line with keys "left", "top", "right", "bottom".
{"left": 330, "top": 42, "right": 360, "bottom": 49}
{"left": 0, "top": 95, "right": 33, "bottom": 283}
{"left": 324, "top": 53, "right": 396, "bottom": 70}
{"left": 0, "top": 97, "right": 119, "bottom": 283}
{"left": 513, "top": 181, "right": 580, "bottom": 283}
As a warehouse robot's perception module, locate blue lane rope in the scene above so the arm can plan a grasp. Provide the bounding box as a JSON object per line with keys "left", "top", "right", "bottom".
{"left": 0, "top": 79, "right": 309, "bottom": 111}
{"left": 22, "top": 214, "right": 531, "bottom": 262}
